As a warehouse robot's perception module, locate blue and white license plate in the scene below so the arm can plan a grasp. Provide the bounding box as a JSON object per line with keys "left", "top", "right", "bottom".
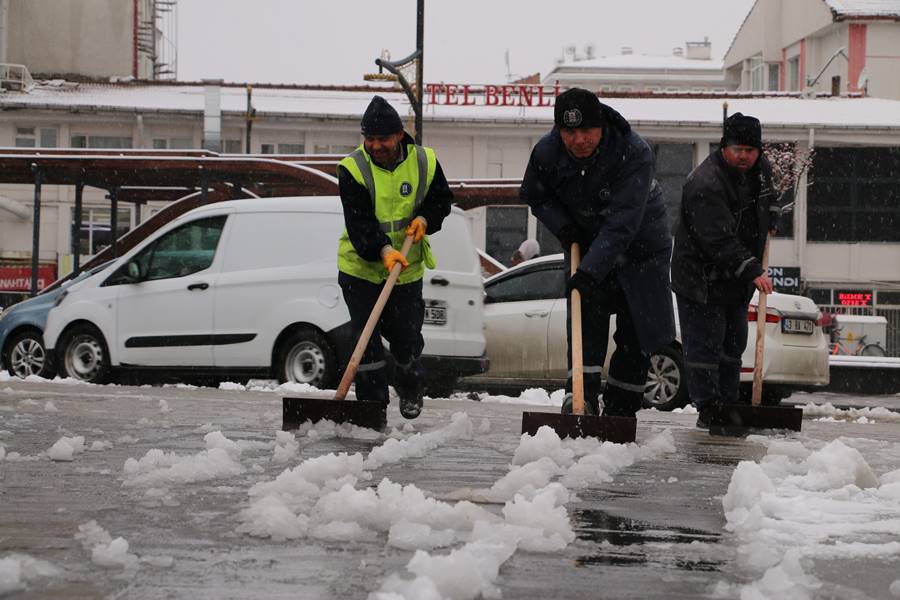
{"left": 424, "top": 300, "right": 447, "bottom": 326}
{"left": 782, "top": 318, "right": 814, "bottom": 335}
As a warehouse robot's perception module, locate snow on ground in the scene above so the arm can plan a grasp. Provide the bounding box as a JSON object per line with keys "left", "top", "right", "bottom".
{"left": 802, "top": 401, "right": 900, "bottom": 424}
{"left": 720, "top": 437, "right": 900, "bottom": 599}
{"left": 0, "top": 553, "right": 60, "bottom": 595}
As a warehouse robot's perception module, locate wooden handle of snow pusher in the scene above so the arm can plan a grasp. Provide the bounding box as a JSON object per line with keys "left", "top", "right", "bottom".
{"left": 751, "top": 235, "right": 770, "bottom": 407}
{"left": 570, "top": 243, "right": 586, "bottom": 416}
{"left": 334, "top": 234, "right": 415, "bottom": 401}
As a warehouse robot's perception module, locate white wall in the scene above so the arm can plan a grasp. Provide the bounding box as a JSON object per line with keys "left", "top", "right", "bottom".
{"left": 866, "top": 24, "right": 900, "bottom": 100}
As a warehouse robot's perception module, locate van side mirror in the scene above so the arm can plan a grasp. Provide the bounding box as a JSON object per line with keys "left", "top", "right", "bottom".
{"left": 126, "top": 260, "right": 143, "bottom": 281}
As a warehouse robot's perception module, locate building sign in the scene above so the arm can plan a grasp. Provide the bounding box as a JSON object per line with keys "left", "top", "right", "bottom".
{"left": 425, "top": 82, "right": 561, "bottom": 107}
{"left": 836, "top": 290, "right": 873, "bottom": 307}
{"left": 767, "top": 266, "right": 801, "bottom": 293}
{"left": 0, "top": 264, "right": 57, "bottom": 292}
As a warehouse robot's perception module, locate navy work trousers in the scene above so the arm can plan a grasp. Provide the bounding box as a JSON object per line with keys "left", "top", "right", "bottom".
{"left": 567, "top": 271, "right": 650, "bottom": 417}
{"left": 675, "top": 294, "right": 748, "bottom": 410}
{"left": 338, "top": 272, "right": 425, "bottom": 405}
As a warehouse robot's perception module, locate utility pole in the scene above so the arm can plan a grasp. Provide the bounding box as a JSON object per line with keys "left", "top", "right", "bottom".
{"left": 245, "top": 84, "right": 255, "bottom": 153}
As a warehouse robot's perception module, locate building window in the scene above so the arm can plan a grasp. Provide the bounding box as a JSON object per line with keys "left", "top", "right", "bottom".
{"left": 151, "top": 138, "right": 193, "bottom": 150}
{"left": 651, "top": 143, "right": 694, "bottom": 234}
{"left": 768, "top": 63, "right": 780, "bottom": 91}
{"left": 487, "top": 147, "right": 503, "bottom": 178}
{"left": 276, "top": 143, "right": 304, "bottom": 154}
{"left": 15, "top": 126, "right": 57, "bottom": 148}
{"left": 808, "top": 147, "right": 900, "bottom": 242}
{"left": 486, "top": 206, "right": 528, "bottom": 267}
{"left": 749, "top": 55, "right": 765, "bottom": 91}
{"left": 313, "top": 143, "right": 355, "bottom": 154}
{"left": 223, "top": 139, "right": 242, "bottom": 153}
{"left": 260, "top": 143, "right": 275, "bottom": 154}
{"left": 77, "top": 207, "right": 134, "bottom": 256}
{"left": 71, "top": 135, "right": 133, "bottom": 149}
{"left": 788, "top": 57, "right": 800, "bottom": 91}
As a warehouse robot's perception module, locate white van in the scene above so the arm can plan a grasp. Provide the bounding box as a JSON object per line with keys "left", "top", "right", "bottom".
{"left": 43, "top": 196, "right": 488, "bottom": 395}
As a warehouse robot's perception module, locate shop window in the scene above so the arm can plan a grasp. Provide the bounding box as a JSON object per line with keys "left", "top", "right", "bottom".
{"left": 808, "top": 147, "right": 900, "bottom": 242}
{"left": 77, "top": 207, "right": 134, "bottom": 256}
{"left": 486, "top": 206, "right": 528, "bottom": 266}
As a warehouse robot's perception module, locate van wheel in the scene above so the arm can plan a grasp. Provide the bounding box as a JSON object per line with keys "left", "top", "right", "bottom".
{"left": 4, "top": 329, "right": 53, "bottom": 379}
{"left": 276, "top": 327, "right": 336, "bottom": 388}
{"left": 642, "top": 344, "right": 687, "bottom": 411}
{"left": 58, "top": 324, "right": 110, "bottom": 384}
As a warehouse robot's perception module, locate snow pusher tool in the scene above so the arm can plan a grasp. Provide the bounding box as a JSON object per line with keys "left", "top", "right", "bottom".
{"left": 706, "top": 235, "right": 803, "bottom": 435}
{"left": 521, "top": 243, "right": 637, "bottom": 442}
{"left": 283, "top": 235, "right": 415, "bottom": 431}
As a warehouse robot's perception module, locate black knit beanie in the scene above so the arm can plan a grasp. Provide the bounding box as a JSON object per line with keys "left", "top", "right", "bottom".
{"left": 554, "top": 88, "right": 604, "bottom": 129}
{"left": 361, "top": 96, "right": 403, "bottom": 136}
{"left": 721, "top": 113, "right": 762, "bottom": 149}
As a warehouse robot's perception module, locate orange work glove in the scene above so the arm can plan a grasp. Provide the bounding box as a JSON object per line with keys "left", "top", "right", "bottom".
{"left": 405, "top": 217, "right": 427, "bottom": 243}
{"left": 382, "top": 248, "right": 409, "bottom": 273}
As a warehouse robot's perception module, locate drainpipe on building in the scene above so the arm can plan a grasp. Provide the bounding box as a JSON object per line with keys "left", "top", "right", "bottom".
{"left": 203, "top": 79, "right": 223, "bottom": 153}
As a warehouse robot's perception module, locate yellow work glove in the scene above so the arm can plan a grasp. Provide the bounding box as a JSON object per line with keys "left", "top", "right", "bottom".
{"left": 382, "top": 248, "right": 409, "bottom": 273}
{"left": 405, "top": 217, "right": 427, "bottom": 243}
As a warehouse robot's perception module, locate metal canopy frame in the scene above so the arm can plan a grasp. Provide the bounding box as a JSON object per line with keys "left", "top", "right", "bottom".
{"left": 0, "top": 149, "right": 521, "bottom": 297}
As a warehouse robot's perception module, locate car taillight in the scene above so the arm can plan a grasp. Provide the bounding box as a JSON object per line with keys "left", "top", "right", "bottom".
{"left": 747, "top": 307, "right": 781, "bottom": 323}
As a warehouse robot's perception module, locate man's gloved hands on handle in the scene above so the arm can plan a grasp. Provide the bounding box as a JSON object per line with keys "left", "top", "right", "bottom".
{"left": 555, "top": 224, "right": 588, "bottom": 253}
{"left": 381, "top": 246, "right": 409, "bottom": 273}
{"left": 405, "top": 217, "right": 427, "bottom": 243}
{"left": 566, "top": 270, "right": 595, "bottom": 298}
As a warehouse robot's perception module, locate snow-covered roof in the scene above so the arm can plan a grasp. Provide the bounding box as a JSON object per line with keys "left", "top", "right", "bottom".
{"left": 552, "top": 53, "right": 723, "bottom": 72}
{"left": 823, "top": 0, "right": 900, "bottom": 17}
{"left": 4, "top": 82, "right": 900, "bottom": 131}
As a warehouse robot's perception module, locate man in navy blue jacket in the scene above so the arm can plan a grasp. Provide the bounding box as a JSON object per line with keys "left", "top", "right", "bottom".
{"left": 521, "top": 88, "right": 675, "bottom": 417}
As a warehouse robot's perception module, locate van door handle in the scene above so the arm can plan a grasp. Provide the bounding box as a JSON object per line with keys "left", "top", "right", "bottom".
{"left": 187, "top": 282, "right": 209, "bottom": 291}
{"left": 430, "top": 276, "right": 450, "bottom": 287}
{"left": 525, "top": 310, "right": 549, "bottom": 317}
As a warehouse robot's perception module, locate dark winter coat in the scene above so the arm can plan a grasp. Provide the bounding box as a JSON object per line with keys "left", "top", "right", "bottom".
{"left": 671, "top": 150, "right": 778, "bottom": 305}
{"left": 520, "top": 103, "right": 675, "bottom": 354}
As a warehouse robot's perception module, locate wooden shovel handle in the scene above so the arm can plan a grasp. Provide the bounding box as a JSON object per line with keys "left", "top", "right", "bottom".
{"left": 335, "top": 234, "right": 415, "bottom": 401}
{"left": 751, "top": 235, "right": 770, "bottom": 406}
{"left": 570, "top": 243, "right": 585, "bottom": 416}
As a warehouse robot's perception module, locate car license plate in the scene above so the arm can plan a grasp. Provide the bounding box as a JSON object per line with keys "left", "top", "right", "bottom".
{"left": 424, "top": 300, "right": 447, "bottom": 326}
{"left": 782, "top": 318, "right": 814, "bottom": 335}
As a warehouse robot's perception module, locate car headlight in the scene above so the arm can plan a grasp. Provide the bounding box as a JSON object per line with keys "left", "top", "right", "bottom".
{"left": 53, "top": 290, "right": 68, "bottom": 308}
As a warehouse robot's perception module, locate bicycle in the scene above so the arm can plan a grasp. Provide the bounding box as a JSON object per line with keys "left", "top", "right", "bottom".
{"left": 830, "top": 327, "right": 886, "bottom": 357}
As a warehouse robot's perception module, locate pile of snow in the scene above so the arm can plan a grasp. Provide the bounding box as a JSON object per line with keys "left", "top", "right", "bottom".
{"left": 802, "top": 402, "right": 900, "bottom": 424}
{"left": 721, "top": 438, "right": 900, "bottom": 598}
{"left": 0, "top": 553, "right": 60, "bottom": 595}
{"left": 46, "top": 435, "right": 85, "bottom": 461}
{"left": 74, "top": 521, "right": 175, "bottom": 570}
{"left": 123, "top": 431, "right": 245, "bottom": 487}
{"left": 460, "top": 388, "right": 566, "bottom": 407}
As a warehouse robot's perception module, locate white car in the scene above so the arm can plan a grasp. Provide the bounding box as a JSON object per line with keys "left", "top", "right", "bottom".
{"left": 43, "top": 196, "right": 488, "bottom": 395}
{"left": 464, "top": 254, "right": 830, "bottom": 410}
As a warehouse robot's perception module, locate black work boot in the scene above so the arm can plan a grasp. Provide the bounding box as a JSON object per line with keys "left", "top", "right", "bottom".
{"left": 695, "top": 406, "right": 712, "bottom": 430}
{"left": 398, "top": 390, "right": 423, "bottom": 419}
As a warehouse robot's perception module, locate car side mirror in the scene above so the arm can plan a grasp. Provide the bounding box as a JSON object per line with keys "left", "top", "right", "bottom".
{"left": 126, "top": 260, "right": 143, "bottom": 281}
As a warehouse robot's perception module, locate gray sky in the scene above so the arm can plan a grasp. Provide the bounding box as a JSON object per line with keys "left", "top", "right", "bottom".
{"left": 177, "top": 0, "right": 754, "bottom": 85}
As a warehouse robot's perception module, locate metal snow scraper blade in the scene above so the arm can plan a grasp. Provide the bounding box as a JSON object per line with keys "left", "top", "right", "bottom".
{"left": 521, "top": 243, "right": 637, "bottom": 443}
{"left": 283, "top": 235, "right": 415, "bottom": 432}
{"left": 707, "top": 235, "right": 803, "bottom": 436}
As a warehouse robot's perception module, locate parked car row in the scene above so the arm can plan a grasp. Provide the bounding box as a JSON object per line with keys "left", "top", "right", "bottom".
{"left": 2, "top": 197, "right": 489, "bottom": 396}
{"left": 1, "top": 197, "right": 831, "bottom": 410}
{"left": 461, "top": 254, "right": 830, "bottom": 410}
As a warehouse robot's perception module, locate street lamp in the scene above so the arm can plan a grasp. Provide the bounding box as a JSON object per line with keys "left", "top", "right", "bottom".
{"left": 363, "top": 0, "right": 424, "bottom": 144}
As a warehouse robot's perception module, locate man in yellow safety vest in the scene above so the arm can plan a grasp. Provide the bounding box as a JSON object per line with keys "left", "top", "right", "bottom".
{"left": 337, "top": 95, "right": 452, "bottom": 422}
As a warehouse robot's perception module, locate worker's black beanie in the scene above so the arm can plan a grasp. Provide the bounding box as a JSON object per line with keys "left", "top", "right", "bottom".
{"left": 361, "top": 96, "right": 403, "bottom": 136}
{"left": 554, "top": 88, "right": 604, "bottom": 129}
{"left": 721, "top": 113, "right": 762, "bottom": 149}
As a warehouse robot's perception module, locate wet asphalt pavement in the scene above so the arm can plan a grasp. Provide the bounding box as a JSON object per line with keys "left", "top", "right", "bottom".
{"left": 1, "top": 380, "right": 898, "bottom": 599}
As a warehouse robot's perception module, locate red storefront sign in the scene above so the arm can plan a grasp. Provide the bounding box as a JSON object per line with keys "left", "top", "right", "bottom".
{"left": 0, "top": 264, "right": 57, "bottom": 292}
{"left": 836, "top": 290, "right": 873, "bottom": 307}
{"left": 425, "top": 82, "right": 561, "bottom": 107}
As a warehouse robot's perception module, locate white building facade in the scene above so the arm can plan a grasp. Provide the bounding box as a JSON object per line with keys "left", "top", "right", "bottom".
{"left": 724, "top": 0, "right": 900, "bottom": 99}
